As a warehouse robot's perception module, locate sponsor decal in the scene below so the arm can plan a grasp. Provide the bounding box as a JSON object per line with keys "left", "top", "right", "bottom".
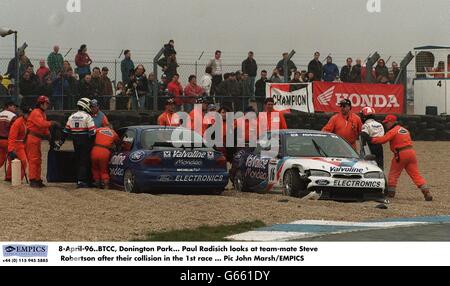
{"left": 174, "top": 175, "right": 224, "bottom": 182}
{"left": 99, "top": 129, "right": 113, "bottom": 136}
{"left": 207, "top": 151, "right": 214, "bottom": 160}
{"left": 174, "top": 159, "right": 203, "bottom": 167}
{"left": 315, "top": 180, "right": 330, "bottom": 186}
{"left": 176, "top": 168, "right": 201, "bottom": 172}
{"left": 330, "top": 166, "right": 364, "bottom": 173}
{"left": 158, "top": 175, "right": 172, "bottom": 182}
{"left": 266, "top": 83, "right": 315, "bottom": 113}
{"left": 313, "top": 82, "right": 404, "bottom": 114}
{"left": 110, "top": 154, "right": 127, "bottom": 166}
{"left": 3, "top": 245, "right": 48, "bottom": 257}
{"left": 109, "top": 167, "right": 124, "bottom": 176}
{"left": 301, "top": 133, "right": 328, "bottom": 137}
{"left": 163, "top": 151, "right": 171, "bottom": 158}
{"left": 129, "top": 151, "right": 146, "bottom": 162}
{"left": 172, "top": 150, "right": 206, "bottom": 159}
{"left": 333, "top": 180, "right": 382, "bottom": 188}
{"left": 246, "top": 155, "right": 269, "bottom": 169}
{"left": 245, "top": 168, "right": 268, "bottom": 180}
{"left": 317, "top": 86, "right": 335, "bottom": 105}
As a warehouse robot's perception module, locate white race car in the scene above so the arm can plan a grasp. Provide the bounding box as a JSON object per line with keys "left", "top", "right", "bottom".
{"left": 230, "top": 129, "right": 386, "bottom": 201}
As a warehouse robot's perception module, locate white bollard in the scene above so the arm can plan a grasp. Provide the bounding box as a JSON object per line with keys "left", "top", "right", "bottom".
{"left": 11, "top": 159, "right": 22, "bottom": 186}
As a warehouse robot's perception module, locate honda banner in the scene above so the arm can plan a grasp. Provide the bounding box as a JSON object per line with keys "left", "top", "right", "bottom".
{"left": 313, "top": 82, "right": 404, "bottom": 114}
{"left": 266, "top": 83, "right": 315, "bottom": 113}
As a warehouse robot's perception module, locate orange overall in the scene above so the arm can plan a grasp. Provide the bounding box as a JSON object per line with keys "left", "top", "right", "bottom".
{"left": 26, "top": 108, "right": 52, "bottom": 181}
{"left": 157, "top": 111, "right": 180, "bottom": 127}
{"left": 322, "top": 112, "right": 362, "bottom": 150}
{"left": 6, "top": 116, "right": 28, "bottom": 180}
{"left": 372, "top": 125, "right": 426, "bottom": 190}
{"left": 189, "top": 109, "right": 208, "bottom": 136}
{"left": 91, "top": 127, "right": 119, "bottom": 182}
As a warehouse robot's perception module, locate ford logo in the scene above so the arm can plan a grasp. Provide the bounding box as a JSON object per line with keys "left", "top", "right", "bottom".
{"left": 315, "top": 180, "right": 330, "bottom": 186}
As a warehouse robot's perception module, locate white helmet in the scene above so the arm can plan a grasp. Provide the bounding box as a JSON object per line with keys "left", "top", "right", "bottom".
{"left": 77, "top": 98, "right": 92, "bottom": 113}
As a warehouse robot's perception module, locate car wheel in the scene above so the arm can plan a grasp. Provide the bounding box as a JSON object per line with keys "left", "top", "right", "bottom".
{"left": 233, "top": 170, "right": 248, "bottom": 192}
{"left": 283, "top": 169, "right": 305, "bottom": 198}
{"left": 124, "top": 169, "right": 140, "bottom": 193}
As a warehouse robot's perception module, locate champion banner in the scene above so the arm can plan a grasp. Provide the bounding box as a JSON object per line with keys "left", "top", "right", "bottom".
{"left": 266, "top": 83, "right": 314, "bottom": 113}
{"left": 313, "top": 82, "right": 405, "bottom": 114}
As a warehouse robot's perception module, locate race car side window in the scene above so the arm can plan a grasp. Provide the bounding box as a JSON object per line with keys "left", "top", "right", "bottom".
{"left": 120, "top": 129, "right": 136, "bottom": 152}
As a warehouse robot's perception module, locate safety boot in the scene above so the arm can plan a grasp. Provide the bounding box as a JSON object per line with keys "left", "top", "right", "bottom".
{"left": 420, "top": 186, "right": 433, "bottom": 201}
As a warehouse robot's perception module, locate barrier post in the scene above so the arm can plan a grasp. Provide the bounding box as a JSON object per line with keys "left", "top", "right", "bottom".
{"left": 153, "top": 47, "right": 165, "bottom": 111}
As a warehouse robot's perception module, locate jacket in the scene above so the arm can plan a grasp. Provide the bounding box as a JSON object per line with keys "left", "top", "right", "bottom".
{"left": 242, "top": 58, "right": 258, "bottom": 77}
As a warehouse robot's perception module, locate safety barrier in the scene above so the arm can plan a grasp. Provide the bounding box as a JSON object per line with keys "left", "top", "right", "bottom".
{"left": 45, "top": 110, "right": 450, "bottom": 141}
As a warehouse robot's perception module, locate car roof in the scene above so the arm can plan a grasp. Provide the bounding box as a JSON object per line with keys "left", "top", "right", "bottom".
{"left": 121, "top": 125, "right": 178, "bottom": 130}
{"left": 279, "top": 129, "right": 333, "bottom": 136}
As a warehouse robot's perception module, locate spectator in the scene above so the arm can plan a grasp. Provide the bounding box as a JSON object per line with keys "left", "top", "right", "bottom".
{"left": 7, "top": 50, "right": 31, "bottom": 80}
{"left": 340, "top": 58, "right": 353, "bottom": 83}
{"left": 165, "top": 53, "right": 179, "bottom": 81}
{"left": 99, "top": 67, "right": 113, "bottom": 96}
{"left": 157, "top": 74, "right": 170, "bottom": 110}
{"left": 79, "top": 74, "right": 97, "bottom": 98}
{"left": 217, "top": 73, "right": 240, "bottom": 111}
{"left": 131, "top": 64, "right": 148, "bottom": 111}
{"left": 63, "top": 60, "right": 72, "bottom": 74}
{"left": 75, "top": 44, "right": 92, "bottom": 80}
{"left": 39, "top": 76, "right": 53, "bottom": 97}
{"left": 391, "top": 61, "right": 400, "bottom": 82}
{"left": 47, "top": 45, "right": 64, "bottom": 78}
{"left": 241, "top": 51, "right": 258, "bottom": 96}
{"left": 375, "top": 59, "right": 389, "bottom": 83}
{"left": 147, "top": 72, "right": 156, "bottom": 110}
{"left": 120, "top": 49, "right": 135, "bottom": 84}
{"left": 322, "top": 56, "right": 339, "bottom": 82}
{"left": 184, "top": 75, "right": 205, "bottom": 112}
{"left": 276, "top": 52, "right": 297, "bottom": 80}
{"left": 163, "top": 40, "right": 176, "bottom": 58}
{"left": 431, "top": 61, "right": 445, "bottom": 79}
{"left": 289, "top": 71, "right": 302, "bottom": 91}
{"left": 350, "top": 58, "right": 362, "bottom": 83}
{"left": 52, "top": 72, "right": 69, "bottom": 110}
{"left": 19, "top": 71, "right": 38, "bottom": 97}
{"left": 167, "top": 73, "right": 183, "bottom": 109}
{"left": 255, "top": 70, "right": 269, "bottom": 105}
{"left": 115, "top": 81, "right": 128, "bottom": 110}
{"left": 90, "top": 99, "right": 109, "bottom": 128}
{"left": 91, "top": 67, "right": 102, "bottom": 97}
{"left": 303, "top": 72, "right": 314, "bottom": 83}
{"left": 206, "top": 50, "right": 223, "bottom": 96}
{"left": 65, "top": 68, "right": 79, "bottom": 109}
{"left": 307, "top": 51, "right": 323, "bottom": 82}
{"left": 36, "top": 59, "right": 50, "bottom": 84}
{"left": 200, "top": 66, "right": 213, "bottom": 97}
{"left": 25, "top": 65, "right": 39, "bottom": 86}
{"left": 270, "top": 68, "right": 282, "bottom": 83}
{"left": 239, "top": 73, "right": 251, "bottom": 108}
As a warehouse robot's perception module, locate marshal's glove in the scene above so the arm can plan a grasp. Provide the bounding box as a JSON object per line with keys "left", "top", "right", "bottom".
{"left": 54, "top": 140, "right": 64, "bottom": 151}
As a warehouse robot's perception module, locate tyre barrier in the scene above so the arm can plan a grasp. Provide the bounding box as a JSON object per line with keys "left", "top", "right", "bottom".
{"left": 46, "top": 111, "right": 450, "bottom": 141}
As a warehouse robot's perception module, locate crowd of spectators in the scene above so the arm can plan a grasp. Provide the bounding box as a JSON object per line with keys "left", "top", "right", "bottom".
{"left": 0, "top": 40, "right": 426, "bottom": 112}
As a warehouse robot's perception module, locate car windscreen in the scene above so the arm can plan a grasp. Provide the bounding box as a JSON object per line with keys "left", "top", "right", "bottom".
{"left": 140, "top": 129, "right": 206, "bottom": 149}
{"left": 285, "top": 133, "right": 359, "bottom": 158}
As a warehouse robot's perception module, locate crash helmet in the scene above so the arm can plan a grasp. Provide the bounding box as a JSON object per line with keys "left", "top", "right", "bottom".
{"left": 361, "top": 107, "right": 376, "bottom": 117}
{"left": 36, "top": 95, "right": 50, "bottom": 105}
{"left": 77, "top": 97, "right": 92, "bottom": 113}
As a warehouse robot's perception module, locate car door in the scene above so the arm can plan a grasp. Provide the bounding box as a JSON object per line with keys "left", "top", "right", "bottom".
{"left": 109, "top": 128, "right": 137, "bottom": 186}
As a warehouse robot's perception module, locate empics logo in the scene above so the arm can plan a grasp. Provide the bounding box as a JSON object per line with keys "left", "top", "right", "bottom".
{"left": 3, "top": 245, "right": 48, "bottom": 257}
{"left": 366, "top": 0, "right": 381, "bottom": 13}
{"left": 317, "top": 86, "right": 335, "bottom": 105}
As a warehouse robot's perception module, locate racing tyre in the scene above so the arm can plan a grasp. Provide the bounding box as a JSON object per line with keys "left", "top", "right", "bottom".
{"left": 283, "top": 169, "right": 305, "bottom": 198}
{"left": 124, "top": 169, "right": 140, "bottom": 193}
{"left": 233, "top": 170, "right": 248, "bottom": 192}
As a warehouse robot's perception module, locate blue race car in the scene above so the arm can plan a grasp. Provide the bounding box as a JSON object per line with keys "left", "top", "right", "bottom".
{"left": 109, "top": 126, "right": 228, "bottom": 194}
{"left": 229, "top": 129, "right": 386, "bottom": 201}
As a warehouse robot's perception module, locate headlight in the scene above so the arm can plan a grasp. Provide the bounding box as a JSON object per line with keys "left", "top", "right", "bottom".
{"left": 364, "top": 172, "right": 384, "bottom": 179}
{"left": 309, "top": 170, "right": 331, "bottom": 177}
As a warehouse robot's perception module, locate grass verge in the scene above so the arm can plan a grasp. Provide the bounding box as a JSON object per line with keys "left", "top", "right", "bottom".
{"left": 140, "top": 221, "right": 266, "bottom": 241}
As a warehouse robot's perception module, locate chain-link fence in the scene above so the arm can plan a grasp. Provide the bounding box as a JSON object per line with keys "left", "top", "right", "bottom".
{"left": 0, "top": 56, "right": 417, "bottom": 111}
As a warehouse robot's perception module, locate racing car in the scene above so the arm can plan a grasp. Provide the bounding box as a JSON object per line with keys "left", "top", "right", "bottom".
{"left": 109, "top": 126, "right": 228, "bottom": 194}
{"left": 230, "top": 129, "right": 386, "bottom": 201}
